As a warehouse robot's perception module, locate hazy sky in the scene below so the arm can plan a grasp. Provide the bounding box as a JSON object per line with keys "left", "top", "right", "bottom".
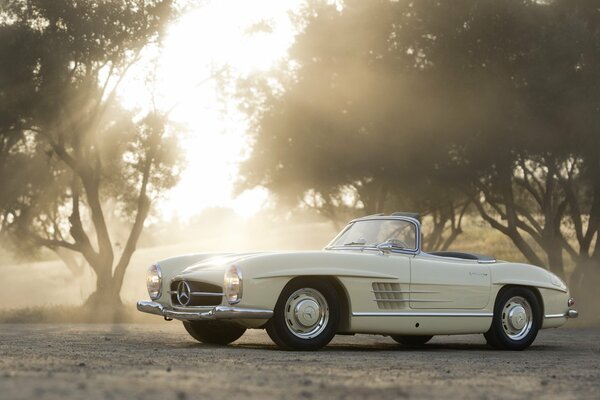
{"left": 120, "top": 0, "right": 306, "bottom": 220}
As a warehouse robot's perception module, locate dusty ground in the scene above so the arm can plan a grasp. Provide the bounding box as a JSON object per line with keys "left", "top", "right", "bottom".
{"left": 0, "top": 324, "right": 598, "bottom": 400}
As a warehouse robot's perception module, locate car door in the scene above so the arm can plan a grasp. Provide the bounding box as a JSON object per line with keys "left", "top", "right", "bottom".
{"left": 409, "top": 255, "right": 491, "bottom": 309}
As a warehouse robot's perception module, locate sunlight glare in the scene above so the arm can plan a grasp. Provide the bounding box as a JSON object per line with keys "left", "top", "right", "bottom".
{"left": 120, "top": 0, "right": 305, "bottom": 220}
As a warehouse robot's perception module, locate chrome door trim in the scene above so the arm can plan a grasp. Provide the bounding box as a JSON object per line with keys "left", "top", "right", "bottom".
{"left": 372, "top": 299, "right": 453, "bottom": 303}
{"left": 371, "top": 290, "right": 440, "bottom": 294}
{"left": 352, "top": 311, "right": 493, "bottom": 317}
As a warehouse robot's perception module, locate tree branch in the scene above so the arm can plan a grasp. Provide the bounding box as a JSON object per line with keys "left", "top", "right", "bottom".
{"left": 32, "top": 236, "right": 81, "bottom": 253}
{"left": 111, "top": 130, "right": 158, "bottom": 293}
{"left": 516, "top": 157, "right": 543, "bottom": 206}
{"left": 91, "top": 49, "right": 143, "bottom": 127}
{"left": 67, "top": 181, "right": 100, "bottom": 263}
{"left": 80, "top": 176, "right": 114, "bottom": 269}
{"left": 29, "top": 127, "right": 79, "bottom": 172}
{"left": 472, "top": 190, "right": 545, "bottom": 267}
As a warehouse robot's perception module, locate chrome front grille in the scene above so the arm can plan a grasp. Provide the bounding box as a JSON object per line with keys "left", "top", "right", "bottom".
{"left": 170, "top": 280, "right": 223, "bottom": 307}
{"left": 372, "top": 282, "right": 408, "bottom": 310}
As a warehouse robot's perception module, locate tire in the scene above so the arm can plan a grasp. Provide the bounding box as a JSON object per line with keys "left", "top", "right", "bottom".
{"left": 391, "top": 335, "right": 433, "bottom": 347}
{"left": 266, "top": 279, "right": 340, "bottom": 351}
{"left": 183, "top": 321, "right": 246, "bottom": 345}
{"left": 484, "top": 286, "right": 541, "bottom": 350}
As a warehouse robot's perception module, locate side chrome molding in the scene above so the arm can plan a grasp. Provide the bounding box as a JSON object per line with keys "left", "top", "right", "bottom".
{"left": 545, "top": 310, "right": 578, "bottom": 319}
{"left": 352, "top": 311, "right": 493, "bottom": 317}
{"left": 372, "top": 299, "right": 453, "bottom": 303}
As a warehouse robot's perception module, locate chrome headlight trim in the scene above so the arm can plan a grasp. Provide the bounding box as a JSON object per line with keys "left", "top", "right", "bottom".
{"left": 146, "top": 264, "right": 162, "bottom": 300}
{"left": 224, "top": 264, "right": 243, "bottom": 305}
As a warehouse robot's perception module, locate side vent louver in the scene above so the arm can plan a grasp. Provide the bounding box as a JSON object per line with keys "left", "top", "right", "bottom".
{"left": 372, "top": 282, "right": 408, "bottom": 310}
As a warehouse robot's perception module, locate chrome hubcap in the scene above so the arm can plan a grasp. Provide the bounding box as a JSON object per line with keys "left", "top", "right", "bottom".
{"left": 295, "top": 299, "right": 319, "bottom": 326}
{"left": 502, "top": 296, "right": 533, "bottom": 341}
{"left": 285, "top": 288, "right": 329, "bottom": 339}
{"left": 508, "top": 305, "right": 527, "bottom": 330}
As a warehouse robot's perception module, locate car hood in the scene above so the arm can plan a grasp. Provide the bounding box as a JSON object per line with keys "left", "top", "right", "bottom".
{"left": 175, "top": 249, "right": 406, "bottom": 283}
{"left": 180, "top": 251, "right": 280, "bottom": 274}
{"left": 180, "top": 249, "right": 389, "bottom": 273}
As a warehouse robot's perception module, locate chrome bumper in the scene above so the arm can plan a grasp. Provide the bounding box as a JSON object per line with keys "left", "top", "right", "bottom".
{"left": 136, "top": 300, "right": 273, "bottom": 321}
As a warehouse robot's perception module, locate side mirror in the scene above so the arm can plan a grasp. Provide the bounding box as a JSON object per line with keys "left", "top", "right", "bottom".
{"left": 376, "top": 242, "right": 394, "bottom": 254}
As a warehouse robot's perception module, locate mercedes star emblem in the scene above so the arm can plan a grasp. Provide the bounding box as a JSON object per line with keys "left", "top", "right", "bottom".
{"left": 177, "top": 281, "right": 191, "bottom": 306}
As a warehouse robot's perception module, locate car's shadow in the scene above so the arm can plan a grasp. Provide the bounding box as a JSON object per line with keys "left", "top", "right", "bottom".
{"left": 172, "top": 341, "right": 558, "bottom": 353}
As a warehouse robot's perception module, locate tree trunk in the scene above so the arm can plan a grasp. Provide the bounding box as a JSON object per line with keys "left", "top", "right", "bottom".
{"left": 440, "top": 227, "right": 462, "bottom": 251}
{"left": 542, "top": 237, "right": 565, "bottom": 278}
{"left": 570, "top": 256, "right": 600, "bottom": 326}
{"left": 84, "top": 263, "right": 123, "bottom": 308}
{"left": 424, "top": 211, "right": 446, "bottom": 251}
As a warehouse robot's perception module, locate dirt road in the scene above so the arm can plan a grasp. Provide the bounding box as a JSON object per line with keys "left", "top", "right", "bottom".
{"left": 0, "top": 324, "right": 598, "bottom": 400}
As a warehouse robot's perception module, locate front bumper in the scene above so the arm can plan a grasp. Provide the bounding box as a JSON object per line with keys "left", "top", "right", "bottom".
{"left": 137, "top": 300, "right": 273, "bottom": 321}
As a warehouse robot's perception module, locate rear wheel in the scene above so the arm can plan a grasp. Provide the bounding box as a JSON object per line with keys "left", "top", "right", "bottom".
{"left": 484, "top": 286, "right": 541, "bottom": 350}
{"left": 183, "top": 321, "right": 246, "bottom": 345}
{"left": 391, "top": 335, "right": 433, "bottom": 347}
{"left": 266, "top": 279, "right": 340, "bottom": 351}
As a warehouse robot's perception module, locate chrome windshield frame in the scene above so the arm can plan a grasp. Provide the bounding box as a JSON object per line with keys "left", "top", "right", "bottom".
{"left": 324, "top": 215, "right": 421, "bottom": 255}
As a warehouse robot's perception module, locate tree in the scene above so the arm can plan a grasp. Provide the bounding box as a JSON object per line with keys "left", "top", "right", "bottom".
{"left": 0, "top": 0, "right": 180, "bottom": 306}
{"left": 236, "top": 0, "right": 471, "bottom": 249}
{"left": 237, "top": 0, "right": 600, "bottom": 306}
{"left": 399, "top": 0, "right": 600, "bottom": 283}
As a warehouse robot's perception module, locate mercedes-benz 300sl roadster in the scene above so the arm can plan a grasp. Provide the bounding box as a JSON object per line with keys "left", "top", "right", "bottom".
{"left": 137, "top": 213, "right": 578, "bottom": 351}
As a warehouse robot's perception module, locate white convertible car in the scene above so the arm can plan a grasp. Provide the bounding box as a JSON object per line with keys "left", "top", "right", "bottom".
{"left": 138, "top": 213, "right": 578, "bottom": 351}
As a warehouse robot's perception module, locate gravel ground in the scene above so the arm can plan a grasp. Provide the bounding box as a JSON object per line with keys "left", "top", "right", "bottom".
{"left": 0, "top": 324, "right": 598, "bottom": 400}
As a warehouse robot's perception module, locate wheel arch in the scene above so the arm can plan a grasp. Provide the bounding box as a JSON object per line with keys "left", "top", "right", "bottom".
{"left": 281, "top": 275, "right": 351, "bottom": 332}
{"left": 494, "top": 284, "right": 545, "bottom": 321}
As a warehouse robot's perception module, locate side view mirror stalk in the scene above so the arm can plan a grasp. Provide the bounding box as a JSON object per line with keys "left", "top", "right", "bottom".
{"left": 376, "top": 242, "right": 394, "bottom": 254}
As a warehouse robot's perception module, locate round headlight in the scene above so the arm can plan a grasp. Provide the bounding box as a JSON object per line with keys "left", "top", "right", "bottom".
{"left": 146, "top": 264, "right": 162, "bottom": 300}
{"left": 224, "top": 265, "right": 243, "bottom": 304}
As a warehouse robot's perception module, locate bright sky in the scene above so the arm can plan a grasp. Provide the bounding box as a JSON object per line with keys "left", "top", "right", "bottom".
{"left": 121, "top": 0, "right": 306, "bottom": 220}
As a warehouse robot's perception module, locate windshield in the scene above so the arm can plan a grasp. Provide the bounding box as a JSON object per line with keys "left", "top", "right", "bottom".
{"left": 327, "top": 219, "right": 418, "bottom": 251}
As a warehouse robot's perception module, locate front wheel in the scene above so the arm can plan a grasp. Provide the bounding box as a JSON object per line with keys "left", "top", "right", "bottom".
{"left": 391, "top": 335, "right": 433, "bottom": 347}
{"left": 484, "top": 286, "right": 541, "bottom": 350}
{"left": 183, "top": 321, "right": 246, "bottom": 345}
{"left": 266, "top": 279, "right": 340, "bottom": 351}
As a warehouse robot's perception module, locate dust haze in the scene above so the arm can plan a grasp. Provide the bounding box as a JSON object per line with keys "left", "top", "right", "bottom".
{"left": 1, "top": 0, "right": 599, "bottom": 328}
{"left": 1, "top": 208, "right": 598, "bottom": 327}
{"left": 0, "top": 209, "right": 337, "bottom": 309}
